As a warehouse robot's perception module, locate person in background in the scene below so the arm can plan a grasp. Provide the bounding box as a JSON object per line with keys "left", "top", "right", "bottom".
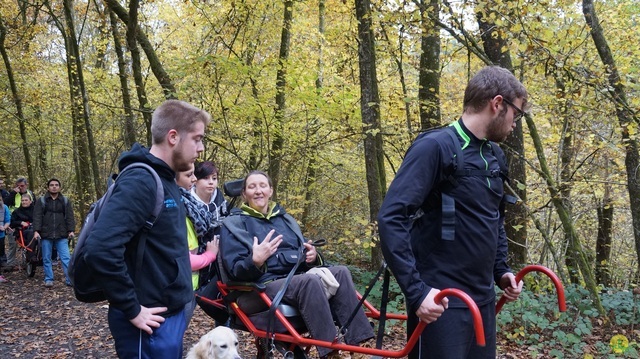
{"left": 191, "top": 160, "right": 229, "bottom": 290}
{"left": 83, "top": 100, "right": 210, "bottom": 358}
{"left": 176, "top": 162, "right": 219, "bottom": 326}
{"left": 0, "top": 197, "right": 11, "bottom": 283}
{"left": 0, "top": 179, "right": 10, "bottom": 270}
{"left": 10, "top": 194, "right": 35, "bottom": 279}
{"left": 33, "top": 178, "right": 75, "bottom": 287}
{"left": 4, "top": 178, "right": 34, "bottom": 272}
{"left": 0, "top": 178, "right": 10, "bottom": 204}
{"left": 192, "top": 161, "right": 228, "bottom": 233}
{"left": 221, "top": 170, "right": 374, "bottom": 359}
{"left": 378, "top": 66, "right": 526, "bottom": 358}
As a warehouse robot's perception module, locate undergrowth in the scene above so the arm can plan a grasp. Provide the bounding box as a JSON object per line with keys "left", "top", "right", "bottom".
{"left": 349, "top": 267, "right": 640, "bottom": 358}
{"left": 497, "top": 284, "right": 639, "bottom": 358}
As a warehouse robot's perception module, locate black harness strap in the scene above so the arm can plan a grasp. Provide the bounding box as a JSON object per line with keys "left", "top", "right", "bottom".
{"left": 338, "top": 262, "right": 387, "bottom": 338}
{"left": 440, "top": 127, "right": 511, "bottom": 240}
{"left": 375, "top": 268, "right": 391, "bottom": 349}
{"left": 265, "top": 246, "right": 305, "bottom": 356}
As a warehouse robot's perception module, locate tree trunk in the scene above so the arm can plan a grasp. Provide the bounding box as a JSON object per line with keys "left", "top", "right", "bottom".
{"left": 355, "top": 0, "right": 385, "bottom": 268}
{"left": 526, "top": 105, "right": 606, "bottom": 318}
{"left": 418, "top": 0, "right": 440, "bottom": 130}
{"left": 554, "top": 76, "right": 580, "bottom": 284}
{"left": 50, "top": 0, "right": 94, "bottom": 215}
{"left": 103, "top": 0, "right": 177, "bottom": 100}
{"left": 0, "top": 14, "right": 34, "bottom": 185}
{"left": 595, "top": 196, "right": 613, "bottom": 287}
{"left": 477, "top": 8, "right": 527, "bottom": 269}
{"left": 301, "top": 0, "right": 325, "bottom": 227}
{"left": 583, "top": 0, "right": 640, "bottom": 287}
{"left": 66, "top": 0, "right": 101, "bottom": 199}
{"left": 124, "top": 0, "right": 153, "bottom": 147}
{"left": 109, "top": 9, "right": 136, "bottom": 149}
{"left": 268, "top": 0, "right": 293, "bottom": 200}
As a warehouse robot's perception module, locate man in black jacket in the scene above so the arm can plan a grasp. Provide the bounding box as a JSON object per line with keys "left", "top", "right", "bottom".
{"left": 33, "top": 178, "right": 75, "bottom": 287}
{"left": 84, "top": 100, "right": 210, "bottom": 359}
{"left": 378, "top": 66, "right": 527, "bottom": 359}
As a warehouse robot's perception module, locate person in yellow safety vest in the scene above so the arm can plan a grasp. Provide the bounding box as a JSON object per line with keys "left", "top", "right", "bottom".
{"left": 176, "top": 162, "right": 219, "bottom": 327}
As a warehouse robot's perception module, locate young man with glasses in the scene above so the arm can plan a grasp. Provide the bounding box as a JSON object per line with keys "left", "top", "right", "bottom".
{"left": 378, "top": 66, "right": 528, "bottom": 358}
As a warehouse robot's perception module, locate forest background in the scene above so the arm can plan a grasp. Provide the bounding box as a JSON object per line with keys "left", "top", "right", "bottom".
{"left": 1, "top": 0, "right": 639, "bottom": 357}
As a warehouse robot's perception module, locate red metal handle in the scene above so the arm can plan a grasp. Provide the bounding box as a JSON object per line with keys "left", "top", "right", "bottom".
{"left": 434, "top": 288, "right": 486, "bottom": 347}
{"left": 495, "top": 264, "right": 567, "bottom": 314}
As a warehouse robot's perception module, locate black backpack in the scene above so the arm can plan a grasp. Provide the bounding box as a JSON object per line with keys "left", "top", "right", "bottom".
{"left": 68, "top": 162, "right": 164, "bottom": 303}
{"left": 412, "top": 125, "right": 517, "bottom": 240}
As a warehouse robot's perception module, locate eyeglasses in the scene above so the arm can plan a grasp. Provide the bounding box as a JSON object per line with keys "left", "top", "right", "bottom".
{"left": 501, "top": 97, "right": 525, "bottom": 122}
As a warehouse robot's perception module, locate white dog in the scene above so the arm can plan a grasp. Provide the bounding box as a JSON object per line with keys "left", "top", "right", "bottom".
{"left": 186, "top": 326, "right": 242, "bottom": 359}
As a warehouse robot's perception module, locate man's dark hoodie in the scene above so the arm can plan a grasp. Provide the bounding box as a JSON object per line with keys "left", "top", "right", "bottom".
{"left": 84, "top": 143, "right": 191, "bottom": 320}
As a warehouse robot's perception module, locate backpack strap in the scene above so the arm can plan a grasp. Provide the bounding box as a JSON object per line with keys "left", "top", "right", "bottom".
{"left": 117, "top": 163, "right": 164, "bottom": 287}
{"left": 440, "top": 126, "right": 516, "bottom": 240}
{"left": 40, "top": 195, "right": 69, "bottom": 216}
{"left": 441, "top": 128, "right": 463, "bottom": 241}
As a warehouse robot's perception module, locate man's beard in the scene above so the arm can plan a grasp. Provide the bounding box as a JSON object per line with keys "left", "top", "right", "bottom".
{"left": 485, "top": 111, "right": 510, "bottom": 142}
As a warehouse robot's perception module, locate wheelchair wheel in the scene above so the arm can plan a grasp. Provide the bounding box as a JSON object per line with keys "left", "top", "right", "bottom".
{"left": 26, "top": 261, "right": 36, "bottom": 277}
{"left": 17, "top": 247, "right": 27, "bottom": 272}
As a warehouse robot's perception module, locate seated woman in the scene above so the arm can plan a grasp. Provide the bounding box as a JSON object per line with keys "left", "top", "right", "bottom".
{"left": 220, "top": 170, "right": 373, "bottom": 359}
{"left": 10, "top": 194, "right": 36, "bottom": 261}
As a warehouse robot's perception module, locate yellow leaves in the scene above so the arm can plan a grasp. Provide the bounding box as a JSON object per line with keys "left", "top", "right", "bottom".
{"left": 505, "top": 326, "right": 526, "bottom": 340}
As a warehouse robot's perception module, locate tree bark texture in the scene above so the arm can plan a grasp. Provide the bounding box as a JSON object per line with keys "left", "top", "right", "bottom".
{"left": 268, "top": 0, "right": 293, "bottom": 200}
{"left": 58, "top": 0, "right": 95, "bottom": 215}
{"left": 418, "top": 0, "right": 441, "bottom": 130}
{"left": 109, "top": 9, "right": 136, "bottom": 149}
{"left": 355, "top": 0, "right": 385, "bottom": 268}
{"left": 124, "top": 0, "right": 153, "bottom": 147}
{"left": 595, "top": 199, "right": 613, "bottom": 287}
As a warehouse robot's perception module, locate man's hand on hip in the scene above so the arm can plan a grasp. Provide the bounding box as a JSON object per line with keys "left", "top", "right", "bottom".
{"left": 129, "top": 305, "right": 167, "bottom": 334}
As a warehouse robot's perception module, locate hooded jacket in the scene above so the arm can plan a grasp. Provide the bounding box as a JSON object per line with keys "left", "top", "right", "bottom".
{"left": 220, "top": 203, "right": 322, "bottom": 284}
{"left": 10, "top": 203, "right": 34, "bottom": 229}
{"left": 84, "top": 143, "right": 192, "bottom": 320}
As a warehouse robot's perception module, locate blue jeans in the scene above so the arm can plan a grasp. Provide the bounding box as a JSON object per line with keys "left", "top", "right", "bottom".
{"left": 108, "top": 306, "right": 187, "bottom": 359}
{"left": 41, "top": 237, "right": 70, "bottom": 283}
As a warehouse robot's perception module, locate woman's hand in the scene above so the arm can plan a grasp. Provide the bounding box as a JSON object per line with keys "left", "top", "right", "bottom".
{"left": 252, "top": 229, "right": 282, "bottom": 267}
{"left": 303, "top": 241, "right": 317, "bottom": 263}
{"left": 205, "top": 236, "right": 219, "bottom": 256}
